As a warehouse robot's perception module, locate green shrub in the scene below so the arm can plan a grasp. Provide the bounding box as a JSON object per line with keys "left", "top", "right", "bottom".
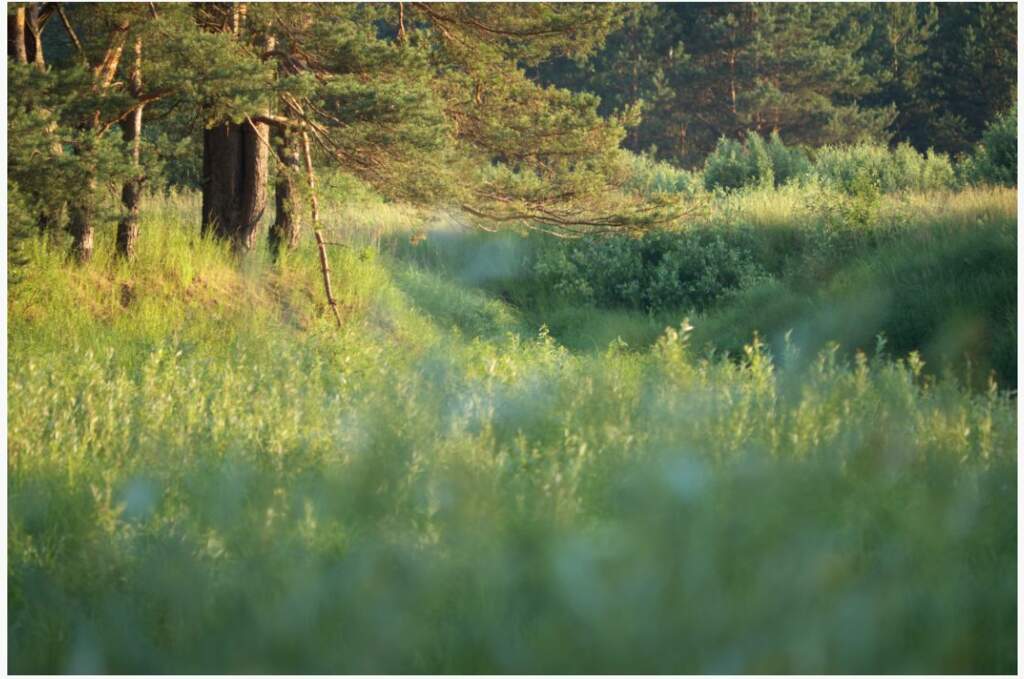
{"left": 818, "top": 169, "right": 884, "bottom": 230}
{"left": 703, "top": 131, "right": 811, "bottom": 192}
{"left": 622, "top": 151, "right": 700, "bottom": 197}
{"left": 691, "top": 190, "right": 1017, "bottom": 388}
{"left": 704, "top": 132, "right": 770, "bottom": 191}
{"left": 532, "top": 229, "right": 769, "bottom": 312}
{"left": 701, "top": 135, "right": 956, "bottom": 195}
{"left": 524, "top": 185, "right": 1015, "bottom": 388}
{"left": 812, "top": 142, "right": 956, "bottom": 194}
{"left": 962, "top": 106, "right": 1017, "bottom": 187}
{"left": 765, "top": 131, "right": 813, "bottom": 186}
{"left": 8, "top": 181, "right": 38, "bottom": 284}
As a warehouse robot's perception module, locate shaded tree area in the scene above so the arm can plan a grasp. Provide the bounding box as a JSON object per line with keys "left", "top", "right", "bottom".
{"left": 8, "top": 2, "right": 683, "bottom": 268}
{"left": 915, "top": 3, "right": 1018, "bottom": 155}
{"left": 535, "top": 2, "right": 1017, "bottom": 167}
{"left": 7, "top": 2, "right": 1017, "bottom": 270}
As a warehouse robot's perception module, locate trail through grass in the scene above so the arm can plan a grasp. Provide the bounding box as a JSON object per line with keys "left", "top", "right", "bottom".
{"left": 7, "top": 188, "right": 1017, "bottom": 673}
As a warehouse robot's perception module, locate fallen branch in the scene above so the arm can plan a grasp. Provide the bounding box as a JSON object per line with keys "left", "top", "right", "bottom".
{"left": 315, "top": 230, "right": 343, "bottom": 329}
{"left": 55, "top": 5, "right": 86, "bottom": 64}
{"left": 300, "top": 123, "right": 340, "bottom": 328}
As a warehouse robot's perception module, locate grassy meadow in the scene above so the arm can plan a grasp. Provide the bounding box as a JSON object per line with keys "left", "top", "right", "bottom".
{"left": 7, "top": 182, "right": 1018, "bottom": 672}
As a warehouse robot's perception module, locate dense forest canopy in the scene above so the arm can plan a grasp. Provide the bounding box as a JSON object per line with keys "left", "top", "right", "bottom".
{"left": 536, "top": 2, "right": 1017, "bottom": 166}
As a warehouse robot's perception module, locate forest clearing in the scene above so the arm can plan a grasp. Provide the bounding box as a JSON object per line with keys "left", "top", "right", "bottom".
{"left": 7, "top": 3, "right": 1018, "bottom": 674}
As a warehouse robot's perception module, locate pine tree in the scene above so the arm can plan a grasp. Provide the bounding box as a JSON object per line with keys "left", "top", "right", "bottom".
{"left": 920, "top": 3, "right": 1017, "bottom": 155}
{"left": 531, "top": 5, "right": 683, "bottom": 154}
{"left": 35, "top": 3, "right": 674, "bottom": 257}
{"left": 538, "top": 3, "right": 896, "bottom": 168}
{"left": 189, "top": 2, "right": 675, "bottom": 254}
{"left": 857, "top": 3, "right": 937, "bottom": 149}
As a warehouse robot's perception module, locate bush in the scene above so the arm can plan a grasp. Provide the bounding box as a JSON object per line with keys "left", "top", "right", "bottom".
{"left": 700, "top": 135, "right": 957, "bottom": 195}
{"left": 962, "top": 106, "right": 1017, "bottom": 187}
{"left": 703, "top": 131, "right": 811, "bottom": 192}
{"left": 622, "top": 151, "right": 700, "bottom": 197}
{"left": 703, "top": 132, "right": 771, "bottom": 191}
{"left": 812, "top": 142, "right": 956, "bottom": 194}
{"left": 8, "top": 181, "right": 37, "bottom": 284}
{"left": 532, "top": 229, "right": 769, "bottom": 312}
{"left": 765, "top": 131, "right": 813, "bottom": 186}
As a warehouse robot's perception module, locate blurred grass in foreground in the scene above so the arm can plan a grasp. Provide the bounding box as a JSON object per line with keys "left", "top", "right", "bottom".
{"left": 7, "top": 187, "right": 1017, "bottom": 673}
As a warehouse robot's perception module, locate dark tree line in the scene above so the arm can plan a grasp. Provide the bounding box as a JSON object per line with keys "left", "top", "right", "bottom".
{"left": 536, "top": 3, "right": 1018, "bottom": 167}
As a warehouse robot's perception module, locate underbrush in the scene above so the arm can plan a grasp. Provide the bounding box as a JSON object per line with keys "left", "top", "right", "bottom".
{"left": 440, "top": 186, "right": 1014, "bottom": 387}
{"left": 697, "top": 133, "right": 961, "bottom": 195}
{"left": 8, "top": 189, "right": 1017, "bottom": 673}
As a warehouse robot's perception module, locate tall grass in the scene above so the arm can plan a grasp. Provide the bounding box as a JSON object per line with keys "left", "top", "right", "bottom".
{"left": 448, "top": 186, "right": 1015, "bottom": 387}
{"left": 8, "top": 188, "right": 1017, "bottom": 673}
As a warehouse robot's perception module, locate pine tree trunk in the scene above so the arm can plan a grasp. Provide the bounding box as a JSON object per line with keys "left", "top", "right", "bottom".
{"left": 117, "top": 39, "right": 144, "bottom": 260}
{"left": 12, "top": 6, "right": 63, "bottom": 237}
{"left": 68, "top": 183, "right": 95, "bottom": 263}
{"left": 198, "top": 6, "right": 270, "bottom": 254}
{"left": 118, "top": 171, "right": 141, "bottom": 259}
{"left": 201, "top": 121, "right": 269, "bottom": 253}
{"left": 25, "top": 3, "right": 44, "bottom": 69}
{"left": 239, "top": 118, "right": 269, "bottom": 252}
{"left": 269, "top": 124, "right": 302, "bottom": 259}
{"left": 38, "top": 208, "right": 61, "bottom": 239}
{"left": 66, "top": 16, "right": 128, "bottom": 263}
{"left": 202, "top": 123, "right": 241, "bottom": 240}
{"left": 11, "top": 8, "right": 28, "bottom": 64}
{"left": 200, "top": 127, "right": 216, "bottom": 238}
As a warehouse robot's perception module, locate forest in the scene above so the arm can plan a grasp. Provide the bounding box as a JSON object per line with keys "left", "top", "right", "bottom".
{"left": 7, "top": 2, "right": 1018, "bottom": 674}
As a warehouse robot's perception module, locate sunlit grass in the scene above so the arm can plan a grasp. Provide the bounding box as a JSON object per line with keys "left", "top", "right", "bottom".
{"left": 7, "top": 187, "right": 1017, "bottom": 673}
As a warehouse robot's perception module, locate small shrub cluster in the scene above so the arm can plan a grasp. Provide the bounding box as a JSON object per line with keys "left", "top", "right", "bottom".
{"left": 695, "top": 134, "right": 958, "bottom": 195}
{"left": 810, "top": 170, "right": 885, "bottom": 231}
{"left": 812, "top": 142, "right": 956, "bottom": 194}
{"left": 627, "top": 111, "right": 1013, "bottom": 198}
{"left": 961, "top": 105, "right": 1017, "bottom": 187}
{"left": 520, "top": 185, "right": 1016, "bottom": 388}
{"left": 532, "top": 229, "right": 769, "bottom": 313}
{"left": 621, "top": 150, "right": 701, "bottom": 197}
{"left": 702, "top": 131, "right": 811, "bottom": 191}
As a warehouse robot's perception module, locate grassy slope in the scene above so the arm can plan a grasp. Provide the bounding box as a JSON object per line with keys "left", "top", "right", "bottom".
{"left": 7, "top": 190, "right": 1017, "bottom": 673}
{"left": 691, "top": 187, "right": 1018, "bottom": 388}
{"left": 392, "top": 186, "right": 1016, "bottom": 387}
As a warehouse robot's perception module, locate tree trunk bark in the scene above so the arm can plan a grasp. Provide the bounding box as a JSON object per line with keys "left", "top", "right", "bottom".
{"left": 198, "top": 8, "right": 270, "bottom": 255}
{"left": 269, "top": 124, "right": 302, "bottom": 259}
{"left": 202, "top": 123, "right": 241, "bottom": 240}
{"left": 66, "top": 16, "right": 128, "bottom": 263}
{"left": 68, "top": 182, "right": 95, "bottom": 263}
{"left": 200, "top": 127, "right": 215, "bottom": 238}
{"left": 239, "top": 118, "right": 269, "bottom": 252}
{"left": 25, "top": 3, "right": 45, "bottom": 70}
{"left": 11, "top": 7, "right": 28, "bottom": 64}
{"left": 12, "top": 6, "right": 64, "bottom": 237}
{"left": 117, "top": 39, "right": 144, "bottom": 260}
{"left": 201, "top": 121, "right": 269, "bottom": 253}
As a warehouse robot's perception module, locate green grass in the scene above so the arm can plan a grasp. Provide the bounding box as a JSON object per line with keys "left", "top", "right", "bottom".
{"left": 391, "top": 185, "right": 1016, "bottom": 388}
{"left": 7, "top": 188, "right": 1017, "bottom": 673}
